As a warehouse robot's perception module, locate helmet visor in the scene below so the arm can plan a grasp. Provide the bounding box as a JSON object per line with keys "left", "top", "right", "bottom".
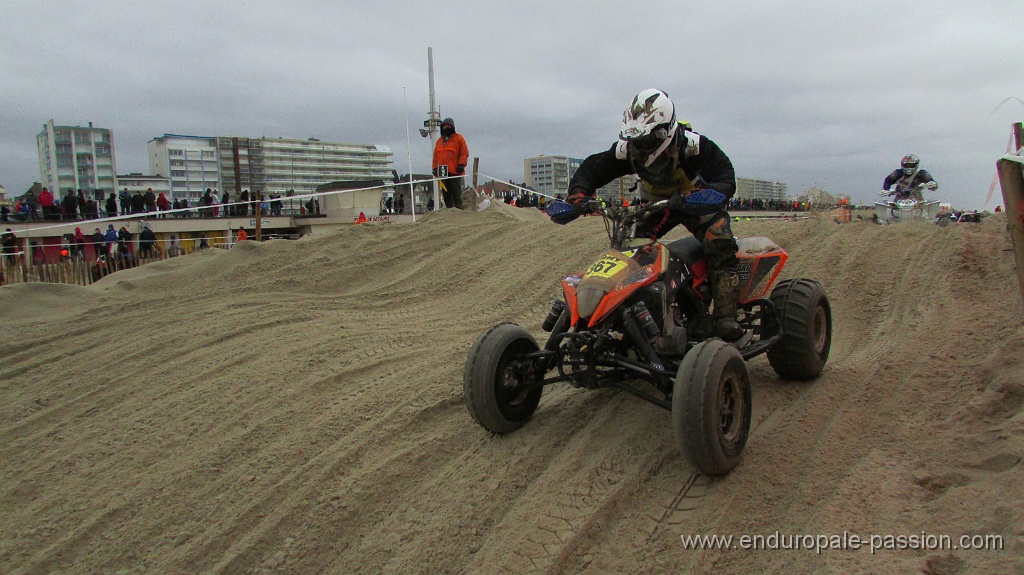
{"left": 626, "top": 126, "right": 675, "bottom": 168}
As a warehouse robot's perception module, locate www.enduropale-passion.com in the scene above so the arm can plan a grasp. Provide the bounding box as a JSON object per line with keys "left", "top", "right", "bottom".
{"left": 680, "top": 531, "right": 1004, "bottom": 554}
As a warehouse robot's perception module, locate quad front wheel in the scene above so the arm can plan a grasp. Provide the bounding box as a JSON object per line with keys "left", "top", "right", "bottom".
{"left": 672, "top": 339, "right": 752, "bottom": 475}
{"left": 464, "top": 322, "right": 543, "bottom": 434}
{"left": 767, "top": 278, "right": 832, "bottom": 380}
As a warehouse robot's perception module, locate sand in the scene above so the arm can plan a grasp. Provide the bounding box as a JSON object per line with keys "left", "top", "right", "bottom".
{"left": 2, "top": 202, "right": 1022, "bottom": 574}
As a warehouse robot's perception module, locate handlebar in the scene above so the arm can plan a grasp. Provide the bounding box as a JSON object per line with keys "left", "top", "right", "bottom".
{"left": 883, "top": 181, "right": 937, "bottom": 196}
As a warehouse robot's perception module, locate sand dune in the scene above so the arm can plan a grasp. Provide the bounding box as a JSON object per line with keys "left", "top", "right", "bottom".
{"left": 2, "top": 203, "right": 1022, "bottom": 574}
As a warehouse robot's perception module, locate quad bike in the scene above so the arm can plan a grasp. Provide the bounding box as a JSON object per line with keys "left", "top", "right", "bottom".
{"left": 464, "top": 195, "right": 832, "bottom": 475}
{"left": 875, "top": 182, "right": 941, "bottom": 224}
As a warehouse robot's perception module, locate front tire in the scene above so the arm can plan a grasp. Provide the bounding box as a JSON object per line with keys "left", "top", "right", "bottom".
{"left": 464, "top": 323, "right": 543, "bottom": 434}
{"left": 673, "top": 339, "right": 752, "bottom": 475}
{"left": 767, "top": 278, "right": 832, "bottom": 380}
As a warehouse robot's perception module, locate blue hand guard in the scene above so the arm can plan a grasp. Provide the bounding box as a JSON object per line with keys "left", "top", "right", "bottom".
{"left": 547, "top": 200, "right": 580, "bottom": 225}
{"left": 679, "top": 189, "right": 727, "bottom": 215}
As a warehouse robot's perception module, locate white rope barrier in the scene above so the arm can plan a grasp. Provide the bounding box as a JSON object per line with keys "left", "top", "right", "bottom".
{"left": 5, "top": 179, "right": 453, "bottom": 235}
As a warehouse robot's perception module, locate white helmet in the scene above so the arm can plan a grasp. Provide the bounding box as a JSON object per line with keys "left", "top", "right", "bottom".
{"left": 901, "top": 154, "right": 919, "bottom": 176}
{"left": 620, "top": 89, "right": 678, "bottom": 168}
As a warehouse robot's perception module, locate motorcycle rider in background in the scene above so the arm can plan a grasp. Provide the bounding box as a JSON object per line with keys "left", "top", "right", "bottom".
{"left": 883, "top": 154, "right": 938, "bottom": 200}
{"left": 559, "top": 88, "right": 743, "bottom": 341}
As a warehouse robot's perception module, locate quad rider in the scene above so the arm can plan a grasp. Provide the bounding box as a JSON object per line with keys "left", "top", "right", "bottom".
{"left": 883, "top": 154, "right": 938, "bottom": 200}
{"left": 558, "top": 88, "right": 743, "bottom": 341}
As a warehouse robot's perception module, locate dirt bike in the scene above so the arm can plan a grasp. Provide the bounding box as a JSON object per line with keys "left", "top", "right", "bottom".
{"left": 875, "top": 182, "right": 941, "bottom": 224}
{"left": 463, "top": 195, "right": 832, "bottom": 475}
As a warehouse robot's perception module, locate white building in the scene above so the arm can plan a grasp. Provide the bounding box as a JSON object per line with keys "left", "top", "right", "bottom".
{"left": 598, "top": 174, "right": 639, "bottom": 202}
{"left": 148, "top": 134, "right": 221, "bottom": 203}
{"left": 217, "top": 136, "right": 395, "bottom": 198}
{"left": 524, "top": 154, "right": 636, "bottom": 200}
{"left": 735, "top": 177, "right": 788, "bottom": 202}
{"left": 37, "top": 120, "right": 118, "bottom": 196}
{"left": 116, "top": 173, "right": 171, "bottom": 197}
{"left": 524, "top": 155, "right": 581, "bottom": 197}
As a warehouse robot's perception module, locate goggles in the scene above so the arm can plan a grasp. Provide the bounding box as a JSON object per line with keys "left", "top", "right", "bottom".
{"left": 627, "top": 126, "right": 676, "bottom": 168}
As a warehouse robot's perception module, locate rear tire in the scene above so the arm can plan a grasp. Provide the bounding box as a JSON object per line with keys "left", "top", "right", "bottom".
{"left": 464, "top": 323, "right": 543, "bottom": 434}
{"left": 673, "top": 339, "right": 752, "bottom": 475}
{"left": 767, "top": 278, "right": 832, "bottom": 380}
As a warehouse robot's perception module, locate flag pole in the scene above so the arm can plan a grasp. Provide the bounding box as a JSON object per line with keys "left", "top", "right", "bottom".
{"left": 404, "top": 87, "right": 416, "bottom": 223}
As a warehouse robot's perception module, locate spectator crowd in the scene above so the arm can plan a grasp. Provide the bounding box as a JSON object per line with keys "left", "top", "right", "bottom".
{"left": 3, "top": 187, "right": 297, "bottom": 223}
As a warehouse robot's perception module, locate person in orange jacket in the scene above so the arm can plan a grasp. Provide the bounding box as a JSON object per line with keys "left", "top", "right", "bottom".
{"left": 432, "top": 117, "right": 469, "bottom": 209}
{"left": 236, "top": 227, "right": 248, "bottom": 242}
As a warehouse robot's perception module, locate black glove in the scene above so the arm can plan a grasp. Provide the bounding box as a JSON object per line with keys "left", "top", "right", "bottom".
{"left": 667, "top": 193, "right": 690, "bottom": 213}
{"left": 456, "top": 164, "right": 465, "bottom": 175}
{"left": 549, "top": 204, "right": 579, "bottom": 225}
{"left": 566, "top": 188, "right": 588, "bottom": 205}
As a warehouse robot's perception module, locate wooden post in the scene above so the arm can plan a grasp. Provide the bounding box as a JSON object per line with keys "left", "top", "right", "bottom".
{"left": 998, "top": 122, "right": 1024, "bottom": 313}
{"left": 256, "top": 192, "right": 263, "bottom": 241}
{"left": 467, "top": 157, "right": 480, "bottom": 210}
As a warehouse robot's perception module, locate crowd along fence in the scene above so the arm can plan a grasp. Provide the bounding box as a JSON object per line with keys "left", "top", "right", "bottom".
{"left": 0, "top": 242, "right": 228, "bottom": 288}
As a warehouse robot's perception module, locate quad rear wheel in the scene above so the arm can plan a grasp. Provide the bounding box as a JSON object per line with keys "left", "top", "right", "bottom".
{"left": 673, "top": 339, "right": 752, "bottom": 475}
{"left": 464, "top": 322, "right": 543, "bottom": 434}
{"left": 767, "top": 279, "right": 832, "bottom": 380}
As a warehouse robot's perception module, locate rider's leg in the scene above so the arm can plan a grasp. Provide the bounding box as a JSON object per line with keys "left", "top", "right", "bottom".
{"left": 636, "top": 209, "right": 743, "bottom": 340}
{"left": 698, "top": 213, "right": 743, "bottom": 341}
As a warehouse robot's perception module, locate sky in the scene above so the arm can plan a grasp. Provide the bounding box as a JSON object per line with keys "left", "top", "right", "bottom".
{"left": 1, "top": 1, "right": 1022, "bottom": 210}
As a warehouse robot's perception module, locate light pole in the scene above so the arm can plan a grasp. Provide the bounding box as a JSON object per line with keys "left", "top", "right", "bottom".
{"left": 419, "top": 47, "right": 440, "bottom": 210}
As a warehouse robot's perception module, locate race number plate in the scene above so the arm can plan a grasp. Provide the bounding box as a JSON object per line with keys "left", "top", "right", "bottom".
{"left": 584, "top": 254, "right": 628, "bottom": 279}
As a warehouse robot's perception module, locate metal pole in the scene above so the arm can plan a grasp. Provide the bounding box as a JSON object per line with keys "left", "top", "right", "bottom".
{"left": 232, "top": 138, "right": 242, "bottom": 243}
{"left": 404, "top": 87, "right": 416, "bottom": 223}
{"left": 428, "top": 47, "right": 440, "bottom": 210}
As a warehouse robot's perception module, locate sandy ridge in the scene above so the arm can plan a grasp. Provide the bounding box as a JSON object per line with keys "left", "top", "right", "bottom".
{"left": 2, "top": 205, "right": 1022, "bottom": 574}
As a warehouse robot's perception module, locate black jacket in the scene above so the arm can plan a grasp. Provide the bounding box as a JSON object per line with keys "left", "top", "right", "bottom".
{"left": 883, "top": 168, "right": 936, "bottom": 192}
{"left": 568, "top": 131, "right": 736, "bottom": 200}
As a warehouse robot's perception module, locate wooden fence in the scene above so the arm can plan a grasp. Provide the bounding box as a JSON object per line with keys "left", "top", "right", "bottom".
{"left": 0, "top": 248, "right": 208, "bottom": 288}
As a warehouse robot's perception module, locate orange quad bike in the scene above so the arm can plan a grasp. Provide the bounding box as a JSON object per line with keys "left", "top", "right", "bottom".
{"left": 464, "top": 195, "right": 832, "bottom": 475}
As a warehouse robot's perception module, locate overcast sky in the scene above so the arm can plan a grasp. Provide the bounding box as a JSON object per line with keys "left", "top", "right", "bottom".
{"left": 2, "top": 1, "right": 1021, "bottom": 209}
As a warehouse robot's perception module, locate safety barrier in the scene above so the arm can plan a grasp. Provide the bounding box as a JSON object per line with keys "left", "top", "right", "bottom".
{"left": 997, "top": 121, "right": 1024, "bottom": 312}
{"left": 0, "top": 242, "right": 228, "bottom": 287}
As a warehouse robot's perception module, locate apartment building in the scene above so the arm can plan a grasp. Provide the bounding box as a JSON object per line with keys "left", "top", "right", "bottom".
{"left": 149, "top": 135, "right": 395, "bottom": 202}
{"left": 524, "top": 155, "right": 581, "bottom": 198}
{"left": 117, "top": 173, "right": 171, "bottom": 197}
{"left": 735, "top": 177, "right": 788, "bottom": 202}
{"left": 37, "top": 120, "right": 117, "bottom": 195}
{"left": 524, "top": 154, "right": 637, "bottom": 200}
{"left": 148, "top": 135, "right": 220, "bottom": 203}
{"left": 217, "top": 137, "right": 395, "bottom": 198}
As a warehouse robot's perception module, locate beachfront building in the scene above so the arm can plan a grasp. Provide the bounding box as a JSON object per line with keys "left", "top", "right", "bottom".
{"left": 117, "top": 173, "right": 171, "bottom": 197}
{"left": 37, "top": 120, "right": 118, "bottom": 196}
{"left": 217, "top": 137, "right": 396, "bottom": 198}
{"left": 148, "top": 135, "right": 221, "bottom": 204}
{"left": 598, "top": 174, "right": 639, "bottom": 202}
{"left": 524, "top": 155, "right": 581, "bottom": 198}
{"left": 523, "top": 154, "right": 637, "bottom": 201}
{"left": 736, "top": 177, "right": 788, "bottom": 202}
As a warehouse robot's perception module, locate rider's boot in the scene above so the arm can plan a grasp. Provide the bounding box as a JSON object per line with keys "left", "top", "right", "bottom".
{"left": 710, "top": 270, "right": 744, "bottom": 341}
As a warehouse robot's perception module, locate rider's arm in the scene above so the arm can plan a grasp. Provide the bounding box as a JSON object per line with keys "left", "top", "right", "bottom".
{"left": 916, "top": 170, "right": 938, "bottom": 189}
{"left": 882, "top": 170, "right": 900, "bottom": 191}
{"left": 567, "top": 143, "right": 633, "bottom": 196}
{"left": 688, "top": 135, "right": 736, "bottom": 199}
